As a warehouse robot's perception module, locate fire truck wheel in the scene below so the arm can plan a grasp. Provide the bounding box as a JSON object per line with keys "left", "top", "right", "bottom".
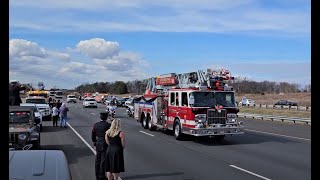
{"left": 142, "top": 115, "right": 148, "bottom": 129}
{"left": 174, "top": 120, "right": 183, "bottom": 140}
{"left": 147, "top": 115, "right": 155, "bottom": 131}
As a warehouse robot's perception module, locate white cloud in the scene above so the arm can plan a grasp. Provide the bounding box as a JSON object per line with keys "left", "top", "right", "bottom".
{"left": 9, "top": 39, "right": 47, "bottom": 59}
{"left": 76, "top": 38, "right": 120, "bottom": 59}
{"left": 9, "top": 38, "right": 149, "bottom": 89}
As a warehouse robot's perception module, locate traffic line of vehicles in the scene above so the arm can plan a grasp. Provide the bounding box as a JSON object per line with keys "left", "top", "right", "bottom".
{"left": 131, "top": 68, "right": 244, "bottom": 141}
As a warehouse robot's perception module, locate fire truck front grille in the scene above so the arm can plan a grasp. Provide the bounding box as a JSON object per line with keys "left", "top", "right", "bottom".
{"left": 207, "top": 109, "right": 226, "bottom": 124}
{"left": 9, "top": 133, "right": 18, "bottom": 143}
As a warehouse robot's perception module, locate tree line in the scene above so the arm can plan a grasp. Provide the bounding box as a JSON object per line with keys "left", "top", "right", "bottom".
{"left": 73, "top": 78, "right": 311, "bottom": 95}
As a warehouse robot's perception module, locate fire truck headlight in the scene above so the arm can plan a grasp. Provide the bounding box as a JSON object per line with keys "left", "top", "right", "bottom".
{"left": 195, "top": 114, "right": 206, "bottom": 123}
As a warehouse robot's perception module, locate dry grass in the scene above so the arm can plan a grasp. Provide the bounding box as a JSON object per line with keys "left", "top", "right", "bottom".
{"left": 236, "top": 93, "right": 311, "bottom": 107}
{"left": 239, "top": 107, "right": 311, "bottom": 118}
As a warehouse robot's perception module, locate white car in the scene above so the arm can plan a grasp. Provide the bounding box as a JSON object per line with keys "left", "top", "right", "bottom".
{"left": 20, "top": 103, "right": 43, "bottom": 132}
{"left": 67, "top": 95, "right": 77, "bottom": 103}
{"left": 83, "top": 98, "right": 98, "bottom": 108}
{"left": 25, "top": 96, "right": 52, "bottom": 121}
{"left": 54, "top": 91, "right": 64, "bottom": 99}
{"left": 239, "top": 97, "right": 255, "bottom": 106}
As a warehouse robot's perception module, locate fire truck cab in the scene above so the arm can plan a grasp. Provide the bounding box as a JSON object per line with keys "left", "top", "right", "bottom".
{"left": 134, "top": 69, "right": 244, "bottom": 140}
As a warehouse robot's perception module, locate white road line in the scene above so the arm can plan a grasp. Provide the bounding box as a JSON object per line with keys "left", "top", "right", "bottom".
{"left": 139, "top": 130, "right": 154, "bottom": 137}
{"left": 230, "top": 165, "right": 272, "bottom": 180}
{"left": 91, "top": 113, "right": 96, "bottom": 116}
{"left": 67, "top": 122, "right": 123, "bottom": 180}
{"left": 66, "top": 122, "right": 96, "bottom": 155}
{"left": 245, "top": 129, "right": 311, "bottom": 141}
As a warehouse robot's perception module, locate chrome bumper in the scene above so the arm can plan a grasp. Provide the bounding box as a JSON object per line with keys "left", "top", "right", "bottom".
{"left": 182, "top": 126, "right": 244, "bottom": 136}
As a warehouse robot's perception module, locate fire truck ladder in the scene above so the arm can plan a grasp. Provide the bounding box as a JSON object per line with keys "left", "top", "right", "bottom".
{"left": 145, "top": 69, "right": 234, "bottom": 94}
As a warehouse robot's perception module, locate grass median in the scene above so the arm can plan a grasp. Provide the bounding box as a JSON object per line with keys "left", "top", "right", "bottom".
{"left": 238, "top": 107, "right": 311, "bottom": 119}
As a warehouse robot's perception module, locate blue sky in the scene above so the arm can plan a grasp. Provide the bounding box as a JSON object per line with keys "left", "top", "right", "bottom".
{"left": 9, "top": 0, "right": 310, "bottom": 89}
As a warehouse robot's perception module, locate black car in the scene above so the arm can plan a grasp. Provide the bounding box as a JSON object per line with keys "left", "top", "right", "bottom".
{"left": 275, "top": 100, "right": 298, "bottom": 106}
{"left": 115, "top": 97, "right": 126, "bottom": 107}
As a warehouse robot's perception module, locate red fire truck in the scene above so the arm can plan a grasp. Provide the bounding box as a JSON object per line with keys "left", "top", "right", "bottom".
{"left": 133, "top": 68, "right": 244, "bottom": 140}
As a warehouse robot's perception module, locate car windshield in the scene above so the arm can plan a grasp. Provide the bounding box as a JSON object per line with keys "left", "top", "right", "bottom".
{"left": 68, "top": 96, "right": 76, "bottom": 98}
{"left": 56, "top": 91, "right": 63, "bottom": 95}
{"left": 86, "top": 99, "right": 96, "bottom": 101}
{"left": 9, "top": 111, "right": 31, "bottom": 123}
{"left": 29, "top": 93, "right": 48, "bottom": 98}
{"left": 26, "top": 99, "right": 46, "bottom": 104}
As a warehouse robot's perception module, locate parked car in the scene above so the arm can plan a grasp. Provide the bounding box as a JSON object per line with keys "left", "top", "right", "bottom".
{"left": 83, "top": 97, "right": 98, "bottom": 108}
{"left": 275, "top": 100, "right": 298, "bottom": 106}
{"left": 239, "top": 96, "right": 255, "bottom": 106}
{"left": 25, "top": 96, "right": 52, "bottom": 121}
{"left": 9, "top": 150, "right": 72, "bottom": 180}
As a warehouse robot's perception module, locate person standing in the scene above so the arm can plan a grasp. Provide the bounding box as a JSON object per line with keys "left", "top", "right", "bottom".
{"left": 105, "top": 119, "right": 125, "bottom": 180}
{"left": 59, "top": 103, "right": 69, "bottom": 128}
{"left": 9, "top": 80, "right": 25, "bottom": 106}
{"left": 57, "top": 100, "right": 62, "bottom": 115}
{"left": 92, "top": 112, "right": 111, "bottom": 180}
{"left": 51, "top": 104, "right": 59, "bottom": 127}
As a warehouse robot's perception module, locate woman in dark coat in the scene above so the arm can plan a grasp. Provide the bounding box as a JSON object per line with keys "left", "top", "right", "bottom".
{"left": 105, "top": 119, "right": 125, "bottom": 180}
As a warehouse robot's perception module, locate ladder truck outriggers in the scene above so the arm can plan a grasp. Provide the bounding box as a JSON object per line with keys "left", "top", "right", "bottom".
{"left": 133, "top": 68, "right": 244, "bottom": 140}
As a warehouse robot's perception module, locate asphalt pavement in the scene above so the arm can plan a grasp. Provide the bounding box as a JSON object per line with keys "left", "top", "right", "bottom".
{"left": 40, "top": 100, "right": 311, "bottom": 180}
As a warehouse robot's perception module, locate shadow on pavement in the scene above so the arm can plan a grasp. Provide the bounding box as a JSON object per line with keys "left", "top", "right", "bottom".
{"left": 40, "top": 144, "right": 94, "bottom": 165}
{"left": 42, "top": 125, "right": 70, "bottom": 132}
{"left": 122, "top": 172, "right": 185, "bottom": 180}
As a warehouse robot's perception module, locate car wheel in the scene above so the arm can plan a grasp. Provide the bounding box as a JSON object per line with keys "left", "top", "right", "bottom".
{"left": 40, "top": 124, "right": 43, "bottom": 132}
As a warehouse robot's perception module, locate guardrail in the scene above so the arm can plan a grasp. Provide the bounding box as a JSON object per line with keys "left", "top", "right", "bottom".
{"left": 237, "top": 112, "right": 311, "bottom": 125}
{"left": 239, "top": 104, "right": 311, "bottom": 112}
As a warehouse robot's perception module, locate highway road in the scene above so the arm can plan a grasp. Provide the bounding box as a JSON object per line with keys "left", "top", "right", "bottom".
{"left": 40, "top": 100, "right": 311, "bottom": 180}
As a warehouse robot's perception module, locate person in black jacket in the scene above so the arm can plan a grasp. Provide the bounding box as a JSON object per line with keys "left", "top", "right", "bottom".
{"left": 92, "top": 112, "right": 111, "bottom": 180}
{"left": 9, "top": 81, "right": 25, "bottom": 106}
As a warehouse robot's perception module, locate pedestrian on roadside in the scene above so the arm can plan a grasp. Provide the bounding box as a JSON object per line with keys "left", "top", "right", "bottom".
{"left": 92, "top": 112, "right": 111, "bottom": 180}
{"left": 105, "top": 119, "right": 125, "bottom": 180}
{"left": 52, "top": 103, "right": 59, "bottom": 127}
{"left": 57, "top": 100, "right": 62, "bottom": 115}
{"left": 59, "top": 103, "right": 69, "bottom": 128}
{"left": 48, "top": 96, "right": 53, "bottom": 108}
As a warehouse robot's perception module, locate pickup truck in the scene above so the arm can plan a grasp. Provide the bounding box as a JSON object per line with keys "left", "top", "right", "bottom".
{"left": 25, "top": 96, "right": 52, "bottom": 121}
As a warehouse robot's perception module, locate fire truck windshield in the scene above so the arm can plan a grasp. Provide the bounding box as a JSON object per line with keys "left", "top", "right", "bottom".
{"left": 214, "top": 92, "right": 236, "bottom": 107}
{"left": 190, "top": 92, "right": 236, "bottom": 107}
{"left": 190, "top": 92, "right": 215, "bottom": 107}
